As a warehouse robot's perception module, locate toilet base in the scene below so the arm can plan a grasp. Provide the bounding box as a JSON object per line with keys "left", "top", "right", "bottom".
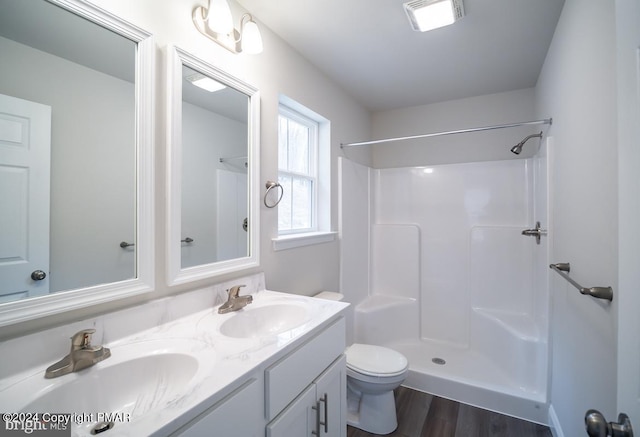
{"left": 346, "top": 386, "right": 398, "bottom": 435}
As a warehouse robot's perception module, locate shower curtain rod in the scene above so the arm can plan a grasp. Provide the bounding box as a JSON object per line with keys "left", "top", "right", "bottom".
{"left": 340, "top": 118, "right": 553, "bottom": 148}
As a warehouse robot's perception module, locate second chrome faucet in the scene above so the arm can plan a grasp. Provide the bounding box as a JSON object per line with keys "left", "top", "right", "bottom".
{"left": 218, "top": 285, "right": 253, "bottom": 314}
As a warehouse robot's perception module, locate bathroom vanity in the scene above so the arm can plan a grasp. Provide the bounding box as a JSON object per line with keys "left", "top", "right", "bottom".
{"left": 0, "top": 274, "right": 349, "bottom": 437}
{"left": 175, "top": 317, "right": 346, "bottom": 437}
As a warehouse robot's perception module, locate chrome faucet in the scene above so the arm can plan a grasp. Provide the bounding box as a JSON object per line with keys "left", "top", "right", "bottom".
{"left": 44, "top": 329, "right": 111, "bottom": 378}
{"left": 218, "top": 285, "right": 253, "bottom": 314}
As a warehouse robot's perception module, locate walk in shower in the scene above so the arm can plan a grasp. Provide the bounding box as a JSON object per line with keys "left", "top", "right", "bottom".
{"left": 339, "top": 138, "right": 550, "bottom": 424}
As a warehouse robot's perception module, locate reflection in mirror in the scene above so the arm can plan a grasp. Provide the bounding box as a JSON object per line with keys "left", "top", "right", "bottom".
{"left": 0, "top": 0, "right": 154, "bottom": 326}
{"left": 181, "top": 66, "right": 249, "bottom": 267}
{"left": 167, "top": 47, "right": 259, "bottom": 285}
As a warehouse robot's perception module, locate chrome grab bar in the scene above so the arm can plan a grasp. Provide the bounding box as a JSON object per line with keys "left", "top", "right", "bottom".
{"left": 549, "top": 263, "right": 613, "bottom": 302}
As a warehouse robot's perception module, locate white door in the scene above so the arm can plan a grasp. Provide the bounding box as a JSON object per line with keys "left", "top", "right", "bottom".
{"left": 616, "top": 0, "right": 640, "bottom": 431}
{"left": 0, "top": 94, "right": 51, "bottom": 302}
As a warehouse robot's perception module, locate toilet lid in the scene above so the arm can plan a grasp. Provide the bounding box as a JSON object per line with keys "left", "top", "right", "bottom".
{"left": 346, "top": 343, "right": 408, "bottom": 376}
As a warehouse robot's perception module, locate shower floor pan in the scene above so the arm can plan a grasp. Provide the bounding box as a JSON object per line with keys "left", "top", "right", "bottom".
{"left": 387, "top": 338, "right": 548, "bottom": 425}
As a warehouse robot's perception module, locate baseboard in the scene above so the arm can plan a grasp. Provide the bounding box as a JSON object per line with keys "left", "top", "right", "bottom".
{"left": 548, "top": 404, "right": 564, "bottom": 437}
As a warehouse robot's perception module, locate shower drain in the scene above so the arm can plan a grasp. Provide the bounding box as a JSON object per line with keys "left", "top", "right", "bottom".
{"left": 432, "top": 357, "right": 446, "bottom": 365}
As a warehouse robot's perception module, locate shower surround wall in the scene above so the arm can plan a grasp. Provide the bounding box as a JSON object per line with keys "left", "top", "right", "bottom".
{"left": 340, "top": 152, "right": 550, "bottom": 423}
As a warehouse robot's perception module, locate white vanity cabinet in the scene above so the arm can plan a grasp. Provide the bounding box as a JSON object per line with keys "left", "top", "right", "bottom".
{"left": 265, "top": 318, "right": 347, "bottom": 437}
{"left": 170, "top": 316, "right": 346, "bottom": 437}
{"left": 266, "top": 355, "right": 346, "bottom": 437}
{"left": 171, "top": 375, "right": 265, "bottom": 437}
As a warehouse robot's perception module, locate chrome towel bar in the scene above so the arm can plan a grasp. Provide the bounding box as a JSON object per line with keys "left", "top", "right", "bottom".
{"left": 549, "top": 263, "right": 613, "bottom": 302}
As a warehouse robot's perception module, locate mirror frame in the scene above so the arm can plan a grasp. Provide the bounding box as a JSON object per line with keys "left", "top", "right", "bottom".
{"left": 166, "top": 46, "right": 260, "bottom": 286}
{"left": 0, "top": 0, "right": 155, "bottom": 327}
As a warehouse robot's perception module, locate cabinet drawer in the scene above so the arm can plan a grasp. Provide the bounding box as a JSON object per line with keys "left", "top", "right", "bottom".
{"left": 265, "top": 317, "right": 345, "bottom": 420}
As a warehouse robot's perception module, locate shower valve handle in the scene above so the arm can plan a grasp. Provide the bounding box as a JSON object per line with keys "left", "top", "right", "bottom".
{"left": 521, "top": 221, "right": 547, "bottom": 245}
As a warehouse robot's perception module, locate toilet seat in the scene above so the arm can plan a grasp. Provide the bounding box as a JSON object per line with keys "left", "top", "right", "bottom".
{"left": 346, "top": 343, "right": 408, "bottom": 377}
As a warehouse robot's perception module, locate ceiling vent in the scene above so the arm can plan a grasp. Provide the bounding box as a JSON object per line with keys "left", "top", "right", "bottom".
{"left": 403, "top": 0, "right": 465, "bottom": 32}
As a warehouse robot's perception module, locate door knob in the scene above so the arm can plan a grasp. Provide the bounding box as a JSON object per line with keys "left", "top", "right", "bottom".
{"left": 585, "top": 409, "right": 634, "bottom": 437}
{"left": 31, "top": 270, "right": 47, "bottom": 281}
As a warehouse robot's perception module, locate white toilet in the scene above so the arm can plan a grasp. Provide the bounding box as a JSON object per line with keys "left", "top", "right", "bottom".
{"left": 314, "top": 292, "right": 409, "bottom": 435}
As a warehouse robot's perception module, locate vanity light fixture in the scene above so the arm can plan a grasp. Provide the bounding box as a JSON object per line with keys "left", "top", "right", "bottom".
{"left": 186, "top": 73, "right": 227, "bottom": 92}
{"left": 192, "top": 0, "right": 263, "bottom": 54}
{"left": 403, "top": 0, "right": 465, "bottom": 32}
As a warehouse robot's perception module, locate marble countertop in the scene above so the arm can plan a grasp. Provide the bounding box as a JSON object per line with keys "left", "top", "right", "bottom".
{"left": 0, "top": 284, "right": 348, "bottom": 437}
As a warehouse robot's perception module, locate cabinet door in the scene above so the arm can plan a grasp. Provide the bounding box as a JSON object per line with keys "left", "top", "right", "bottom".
{"left": 173, "top": 377, "right": 263, "bottom": 437}
{"left": 266, "top": 384, "right": 316, "bottom": 437}
{"left": 314, "top": 355, "right": 346, "bottom": 437}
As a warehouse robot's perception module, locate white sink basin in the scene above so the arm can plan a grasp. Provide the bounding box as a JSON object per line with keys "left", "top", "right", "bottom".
{"left": 219, "top": 304, "right": 310, "bottom": 338}
{"left": 0, "top": 339, "right": 215, "bottom": 435}
{"left": 24, "top": 353, "right": 197, "bottom": 413}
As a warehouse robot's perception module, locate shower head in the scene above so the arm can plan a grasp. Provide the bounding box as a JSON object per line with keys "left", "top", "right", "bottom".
{"left": 510, "top": 131, "right": 543, "bottom": 155}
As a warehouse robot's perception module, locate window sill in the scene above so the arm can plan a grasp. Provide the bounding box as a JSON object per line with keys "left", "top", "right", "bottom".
{"left": 272, "top": 231, "right": 337, "bottom": 251}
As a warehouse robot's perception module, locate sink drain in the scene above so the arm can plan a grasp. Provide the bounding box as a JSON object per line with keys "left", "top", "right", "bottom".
{"left": 91, "top": 422, "right": 114, "bottom": 435}
{"left": 432, "top": 357, "right": 446, "bottom": 365}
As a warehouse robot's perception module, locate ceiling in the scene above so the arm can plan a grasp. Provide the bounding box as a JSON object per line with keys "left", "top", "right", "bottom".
{"left": 235, "top": 0, "right": 565, "bottom": 112}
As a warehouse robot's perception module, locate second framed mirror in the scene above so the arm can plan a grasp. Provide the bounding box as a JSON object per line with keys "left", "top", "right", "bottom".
{"left": 166, "top": 46, "right": 260, "bottom": 285}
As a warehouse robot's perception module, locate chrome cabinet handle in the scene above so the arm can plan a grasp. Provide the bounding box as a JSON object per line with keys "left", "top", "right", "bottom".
{"left": 311, "top": 400, "right": 321, "bottom": 436}
{"left": 319, "top": 393, "right": 328, "bottom": 433}
{"left": 311, "top": 393, "right": 328, "bottom": 435}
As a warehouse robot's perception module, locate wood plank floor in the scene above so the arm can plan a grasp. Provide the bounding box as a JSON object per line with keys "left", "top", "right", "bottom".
{"left": 347, "top": 387, "right": 552, "bottom": 437}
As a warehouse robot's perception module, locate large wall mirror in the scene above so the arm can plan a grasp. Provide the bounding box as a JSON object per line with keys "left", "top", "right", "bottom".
{"left": 0, "top": 0, "right": 154, "bottom": 326}
{"left": 167, "top": 46, "right": 259, "bottom": 285}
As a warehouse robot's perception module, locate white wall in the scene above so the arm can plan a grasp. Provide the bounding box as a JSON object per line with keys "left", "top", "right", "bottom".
{"left": 370, "top": 88, "right": 537, "bottom": 168}
{"left": 0, "top": 37, "right": 135, "bottom": 293}
{"left": 535, "top": 0, "right": 618, "bottom": 436}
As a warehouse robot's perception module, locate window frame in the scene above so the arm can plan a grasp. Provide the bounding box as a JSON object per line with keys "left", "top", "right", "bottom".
{"left": 277, "top": 104, "right": 320, "bottom": 235}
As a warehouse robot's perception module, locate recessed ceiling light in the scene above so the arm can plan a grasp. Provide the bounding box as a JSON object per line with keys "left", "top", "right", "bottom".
{"left": 404, "top": 0, "right": 465, "bottom": 32}
{"left": 186, "top": 73, "right": 226, "bottom": 92}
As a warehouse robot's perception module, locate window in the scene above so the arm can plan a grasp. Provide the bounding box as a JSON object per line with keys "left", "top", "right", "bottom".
{"left": 278, "top": 106, "right": 318, "bottom": 233}
{"left": 275, "top": 97, "right": 332, "bottom": 249}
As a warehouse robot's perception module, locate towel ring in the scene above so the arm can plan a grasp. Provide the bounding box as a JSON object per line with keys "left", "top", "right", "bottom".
{"left": 264, "top": 180, "right": 284, "bottom": 208}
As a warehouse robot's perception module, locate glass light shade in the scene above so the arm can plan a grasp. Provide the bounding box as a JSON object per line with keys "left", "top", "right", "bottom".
{"left": 241, "top": 20, "right": 263, "bottom": 54}
{"left": 207, "top": 0, "right": 234, "bottom": 34}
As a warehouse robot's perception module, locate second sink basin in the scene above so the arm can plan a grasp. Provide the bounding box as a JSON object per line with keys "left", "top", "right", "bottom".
{"left": 219, "top": 303, "right": 310, "bottom": 338}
